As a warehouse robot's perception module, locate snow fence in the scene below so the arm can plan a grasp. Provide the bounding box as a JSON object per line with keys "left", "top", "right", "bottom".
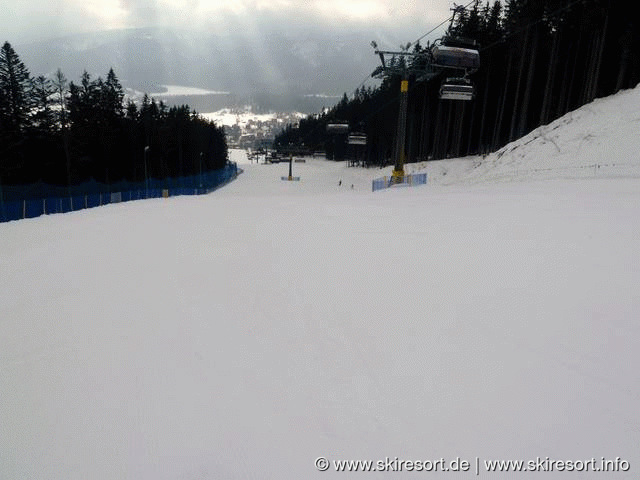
{"left": 0, "top": 163, "right": 238, "bottom": 223}
{"left": 372, "top": 173, "right": 427, "bottom": 192}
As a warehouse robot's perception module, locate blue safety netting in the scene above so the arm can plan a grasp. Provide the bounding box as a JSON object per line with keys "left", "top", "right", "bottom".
{"left": 372, "top": 173, "right": 427, "bottom": 192}
{"left": 0, "top": 163, "right": 238, "bottom": 223}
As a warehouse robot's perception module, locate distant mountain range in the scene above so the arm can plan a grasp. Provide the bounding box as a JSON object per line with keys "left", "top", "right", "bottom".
{"left": 16, "top": 26, "right": 395, "bottom": 113}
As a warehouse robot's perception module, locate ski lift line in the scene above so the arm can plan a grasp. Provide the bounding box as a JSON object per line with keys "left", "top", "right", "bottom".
{"left": 288, "top": 0, "right": 588, "bottom": 155}
{"left": 281, "top": 56, "right": 429, "bottom": 149}
{"left": 330, "top": 6, "right": 482, "bottom": 157}
{"left": 282, "top": 77, "right": 417, "bottom": 156}
{"left": 280, "top": 62, "right": 457, "bottom": 157}
{"left": 347, "top": 0, "right": 480, "bottom": 111}
{"left": 278, "top": 2, "right": 480, "bottom": 150}
{"left": 278, "top": 70, "right": 373, "bottom": 149}
{"left": 362, "top": 0, "right": 584, "bottom": 104}
{"left": 367, "top": 0, "right": 584, "bottom": 101}
{"left": 355, "top": 0, "right": 475, "bottom": 99}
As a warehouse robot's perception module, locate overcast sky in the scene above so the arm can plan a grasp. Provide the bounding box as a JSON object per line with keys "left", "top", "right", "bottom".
{"left": 5, "top": 0, "right": 456, "bottom": 44}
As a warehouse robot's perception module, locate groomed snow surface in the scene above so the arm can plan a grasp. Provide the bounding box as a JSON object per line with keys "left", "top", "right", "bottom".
{"left": 2, "top": 86, "right": 640, "bottom": 479}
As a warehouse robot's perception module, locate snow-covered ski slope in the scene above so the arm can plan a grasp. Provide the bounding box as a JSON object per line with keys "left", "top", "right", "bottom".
{"left": 411, "top": 82, "right": 640, "bottom": 185}
{"left": 1, "top": 86, "right": 639, "bottom": 479}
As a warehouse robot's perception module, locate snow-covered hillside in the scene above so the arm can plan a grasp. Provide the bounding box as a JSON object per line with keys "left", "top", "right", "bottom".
{"left": 405, "top": 83, "right": 640, "bottom": 185}
{"left": 1, "top": 86, "right": 639, "bottom": 479}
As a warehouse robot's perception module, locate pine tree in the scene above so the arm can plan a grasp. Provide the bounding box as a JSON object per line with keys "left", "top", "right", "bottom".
{"left": 51, "top": 69, "right": 74, "bottom": 186}
{"left": 52, "top": 69, "right": 69, "bottom": 130}
{"left": 0, "top": 41, "right": 33, "bottom": 134}
{"left": 31, "top": 75, "right": 56, "bottom": 133}
{"left": 102, "top": 68, "right": 124, "bottom": 118}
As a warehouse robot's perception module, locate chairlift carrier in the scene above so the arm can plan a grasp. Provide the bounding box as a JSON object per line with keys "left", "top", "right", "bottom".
{"left": 431, "top": 45, "right": 480, "bottom": 70}
{"left": 326, "top": 123, "right": 349, "bottom": 134}
{"left": 440, "top": 84, "right": 475, "bottom": 100}
{"left": 347, "top": 133, "right": 367, "bottom": 145}
{"left": 439, "top": 77, "right": 475, "bottom": 101}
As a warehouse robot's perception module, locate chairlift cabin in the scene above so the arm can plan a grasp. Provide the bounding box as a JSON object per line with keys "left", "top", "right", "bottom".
{"left": 439, "top": 78, "right": 475, "bottom": 101}
{"left": 431, "top": 45, "right": 480, "bottom": 70}
{"left": 347, "top": 133, "right": 367, "bottom": 145}
{"left": 441, "top": 35, "right": 478, "bottom": 49}
{"left": 326, "top": 123, "right": 349, "bottom": 134}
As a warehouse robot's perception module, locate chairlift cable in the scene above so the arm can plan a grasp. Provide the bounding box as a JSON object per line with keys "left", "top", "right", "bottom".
{"left": 352, "top": 71, "right": 375, "bottom": 99}
{"left": 285, "top": 0, "right": 591, "bottom": 158}
{"left": 411, "top": 0, "right": 477, "bottom": 48}
{"left": 280, "top": 0, "right": 549, "bottom": 152}
{"left": 284, "top": 3, "right": 477, "bottom": 148}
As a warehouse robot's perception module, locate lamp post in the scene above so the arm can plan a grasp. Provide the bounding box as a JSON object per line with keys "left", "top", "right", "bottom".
{"left": 144, "top": 145, "right": 150, "bottom": 198}
{"left": 199, "top": 152, "right": 203, "bottom": 188}
{"left": 288, "top": 143, "right": 293, "bottom": 180}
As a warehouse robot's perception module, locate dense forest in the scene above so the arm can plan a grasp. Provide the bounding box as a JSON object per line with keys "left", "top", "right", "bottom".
{"left": 0, "top": 42, "right": 228, "bottom": 187}
{"left": 274, "top": 0, "right": 640, "bottom": 165}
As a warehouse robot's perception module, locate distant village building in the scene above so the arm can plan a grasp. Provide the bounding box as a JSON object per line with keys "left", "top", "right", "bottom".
{"left": 217, "top": 110, "right": 305, "bottom": 151}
